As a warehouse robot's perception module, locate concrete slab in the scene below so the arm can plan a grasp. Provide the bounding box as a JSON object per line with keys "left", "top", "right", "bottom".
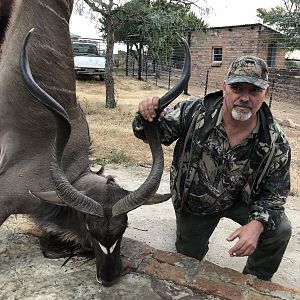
{"left": 1, "top": 214, "right": 299, "bottom": 300}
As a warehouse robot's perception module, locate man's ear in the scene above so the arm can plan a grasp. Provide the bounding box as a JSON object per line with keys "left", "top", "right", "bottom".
{"left": 222, "top": 82, "right": 227, "bottom": 92}
{"left": 264, "top": 86, "right": 270, "bottom": 99}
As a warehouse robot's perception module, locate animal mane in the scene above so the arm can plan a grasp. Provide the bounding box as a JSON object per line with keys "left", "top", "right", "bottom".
{"left": 0, "top": 0, "right": 15, "bottom": 55}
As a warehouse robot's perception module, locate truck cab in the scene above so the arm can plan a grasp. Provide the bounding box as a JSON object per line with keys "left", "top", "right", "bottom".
{"left": 72, "top": 42, "right": 106, "bottom": 80}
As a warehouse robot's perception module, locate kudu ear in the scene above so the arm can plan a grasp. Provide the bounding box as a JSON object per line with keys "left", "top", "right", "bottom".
{"left": 30, "top": 190, "right": 88, "bottom": 206}
{"left": 29, "top": 190, "right": 67, "bottom": 206}
{"left": 143, "top": 193, "right": 172, "bottom": 205}
{"left": 96, "top": 166, "right": 105, "bottom": 175}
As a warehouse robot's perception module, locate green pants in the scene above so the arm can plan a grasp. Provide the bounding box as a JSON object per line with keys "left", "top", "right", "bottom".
{"left": 175, "top": 202, "right": 292, "bottom": 281}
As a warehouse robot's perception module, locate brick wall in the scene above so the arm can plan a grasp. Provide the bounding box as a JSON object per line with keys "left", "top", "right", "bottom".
{"left": 269, "top": 68, "right": 300, "bottom": 103}
{"left": 190, "top": 24, "right": 288, "bottom": 95}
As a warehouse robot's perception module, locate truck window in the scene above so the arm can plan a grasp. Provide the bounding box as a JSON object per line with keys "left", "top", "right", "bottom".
{"left": 72, "top": 43, "right": 98, "bottom": 55}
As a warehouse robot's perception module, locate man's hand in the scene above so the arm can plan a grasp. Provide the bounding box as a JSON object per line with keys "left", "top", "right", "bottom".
{"left": 227, "top": 220, "right": 264, "bottom": 257}
{"left": 138, "top": 96, "right": 160, "bottom": 122}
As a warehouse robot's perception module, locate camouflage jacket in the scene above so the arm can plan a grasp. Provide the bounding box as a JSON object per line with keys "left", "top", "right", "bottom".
{"left": 132, "top": 90, "right": 291, "bottom": 230}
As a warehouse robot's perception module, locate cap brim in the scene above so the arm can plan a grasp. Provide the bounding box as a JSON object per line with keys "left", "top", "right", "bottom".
{"left": 225, "top": 76, "right": 269, "bottom": 89}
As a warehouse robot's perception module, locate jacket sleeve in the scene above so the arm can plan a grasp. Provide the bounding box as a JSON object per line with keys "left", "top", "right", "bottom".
{"left": 249, "top": 138, "right": 291, "bottom": 231}
{"left": 132, "top": 99, "right": 199, "bottom": 146}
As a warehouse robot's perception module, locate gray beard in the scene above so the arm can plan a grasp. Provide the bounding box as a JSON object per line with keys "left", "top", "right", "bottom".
{"left": 231, "top": 108, "right": 252, "bottom": 121}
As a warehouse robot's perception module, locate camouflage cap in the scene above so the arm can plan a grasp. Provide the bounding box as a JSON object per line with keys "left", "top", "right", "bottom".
{"left": 225, "top": 56, "right": 269, "bottom": 89}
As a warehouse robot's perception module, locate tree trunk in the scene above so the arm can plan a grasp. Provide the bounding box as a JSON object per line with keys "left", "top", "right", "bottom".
{"left": 105, "top": 0, "right": 116, "bottom": 108}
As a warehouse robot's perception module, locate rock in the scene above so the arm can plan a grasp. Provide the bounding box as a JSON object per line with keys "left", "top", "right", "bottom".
{"left": 280, "top": 119, "right": 296, "bottom": 128}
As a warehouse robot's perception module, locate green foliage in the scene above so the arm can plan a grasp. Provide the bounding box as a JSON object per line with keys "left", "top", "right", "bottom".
{"left": 112, "top": 0, "right": 206, "bottom": 58}
{"left": 257, "top": 0, "right": 300, "bottom": 50}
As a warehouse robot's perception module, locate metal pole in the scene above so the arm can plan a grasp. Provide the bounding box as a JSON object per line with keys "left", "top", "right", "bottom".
{"left": 269, "top": 79, "right": 275, "bottom": 109}
{"left": 204, "top": 69, "right": 209, "bottom": 96}
{"left": 132, "top": 59, "right": 135, "bottom": 77}
{"left": 155, "top": 60, "right": 158, "bottom": 86}
{"left": 125, "top": 43, "right": 129, "bottom": 76}
{"left": 183, "top": 29, "right": 192, "bottom": 96}
{"left": 145, "top": 52, "right": 148, "bottom": 81}
{"left": 168, "top": 57, "right": 171, "bottom": 90}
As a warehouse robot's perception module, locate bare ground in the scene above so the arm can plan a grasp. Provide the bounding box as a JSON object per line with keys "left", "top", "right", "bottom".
{"left": 1, "top": 75, "right": 300, "bottom": 296}
{"left": 76, "top": 74, "right": 300, "bottom": 290}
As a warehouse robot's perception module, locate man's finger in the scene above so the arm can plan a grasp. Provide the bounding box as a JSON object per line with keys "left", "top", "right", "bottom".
{"left": 226, "top": 230, "right": 240, "bottom": 241}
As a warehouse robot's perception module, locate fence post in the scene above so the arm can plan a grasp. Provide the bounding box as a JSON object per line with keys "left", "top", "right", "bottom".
{"left": 132, "top": 58, "right": 135, "bottom": 77}
{"left": 125, "top": 43, "right": 129, "bottom": 76}
{"left": 204, "top": 69, "right": 209, "bottom": 96}
{"left": 184, "top": 29, "right": 192, "bottom": 96}
{"left": 155, "top": 60, "right": 158, "bottom": 86}
{"left": 138, "top": 44, "right": 142, "bottom": 80}
{"left": 168, "top": 56, "right": 172, "bottom": 90}
{"left": 145, "top": 53, "right": 148, "bottom": 81}
{"left": 268, "top": 79, "right": 275, "bottom": 109}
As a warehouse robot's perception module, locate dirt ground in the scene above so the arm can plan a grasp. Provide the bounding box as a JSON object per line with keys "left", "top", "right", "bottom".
{"left": 1, "top": 75, "right": 300, "bottom": 296}
{"left": 110, "top": 165, "right": 300, "bottom": 291}
{"left": 75, "top": 75, "right": 300, "bottom": 290}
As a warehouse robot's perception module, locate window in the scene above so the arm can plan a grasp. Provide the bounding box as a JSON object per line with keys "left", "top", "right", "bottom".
{"left": 267, "top": 42, "right": 277, "bottom": 67}
{"left": 72, "top": 43, "right": 98, "bottom": 56}
{"left": 212, "top": 47, "right": 223, "bottom": 66}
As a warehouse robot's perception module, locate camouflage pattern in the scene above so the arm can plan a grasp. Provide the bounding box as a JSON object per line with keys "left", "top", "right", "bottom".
{"left": 132, "top": 91, "right": 291, "bottom": 231}
{"left": 225, "top": 56, "right": 269, "bottom": 89}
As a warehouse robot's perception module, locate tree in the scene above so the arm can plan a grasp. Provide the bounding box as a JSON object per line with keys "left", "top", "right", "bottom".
{"left": 75, "top": 0, "right": 207, "bottom": 105}
{"left": 257, "top": 0, "right": 300, "bottom": 51}
{"left": 112, "top": 0, "right": 206, "bottom": 79}
{"left": 115, "top": 0, "right": 206, "bottom": 55}
{"left": 76, "top": 0, "right": 122, "bottom": 108}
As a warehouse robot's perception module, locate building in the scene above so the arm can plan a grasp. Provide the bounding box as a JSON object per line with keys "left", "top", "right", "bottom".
{"left": 190, "top": 23, "right": 287, "bottom": 92}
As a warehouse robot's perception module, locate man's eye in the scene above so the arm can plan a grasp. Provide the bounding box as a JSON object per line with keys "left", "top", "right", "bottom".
{"left": 231, "top": 85, "right": 241, "bottom": 92}
{"left": 252, "top": 88, "right": 262, "bottom": 95}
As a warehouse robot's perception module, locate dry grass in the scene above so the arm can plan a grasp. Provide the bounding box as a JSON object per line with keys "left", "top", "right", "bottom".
{"left": 76, "top": 74, "right": 188, "bottom": 168}
{"left": 76, "top": 74, "right": 300, "bottom": 197}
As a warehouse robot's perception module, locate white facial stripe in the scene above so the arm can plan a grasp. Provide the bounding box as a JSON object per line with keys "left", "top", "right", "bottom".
{"left": 98, "top": 242, "right": 109, "bottom": 255}
{"left": 98, "top": 240, "right": 118, "bottom": 255}
{"left": 110, "top": 241, "right": 117, "bottom": 253}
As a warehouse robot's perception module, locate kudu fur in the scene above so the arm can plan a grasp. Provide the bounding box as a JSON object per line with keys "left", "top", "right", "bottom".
{"left": 0, "top": 0, "right": 191, "bottom": 286}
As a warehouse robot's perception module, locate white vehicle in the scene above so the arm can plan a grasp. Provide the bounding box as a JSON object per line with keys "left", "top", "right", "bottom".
{"left": 72, "top": 42, "right": 106, "bottom": 80}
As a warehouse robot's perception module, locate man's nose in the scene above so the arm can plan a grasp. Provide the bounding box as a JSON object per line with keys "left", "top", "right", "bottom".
{"left": 240, "top": 93, "right": 250, "bottom": 101}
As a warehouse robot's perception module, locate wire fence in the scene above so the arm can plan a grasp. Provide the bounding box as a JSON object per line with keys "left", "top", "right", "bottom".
{"left": 115, "top": 24, "right": 300, "bottom": 106}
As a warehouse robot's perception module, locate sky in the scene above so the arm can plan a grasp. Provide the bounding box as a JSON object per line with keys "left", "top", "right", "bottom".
{"left": 203, "top": 0, "right": 282, "bottom": 27}
{"left": 69, "top": 0, "right": 283, "bottom": 39}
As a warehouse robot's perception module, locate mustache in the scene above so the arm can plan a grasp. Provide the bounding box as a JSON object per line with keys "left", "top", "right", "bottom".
{"left": 233, "top": 101, "right": 253, "bottom": 109}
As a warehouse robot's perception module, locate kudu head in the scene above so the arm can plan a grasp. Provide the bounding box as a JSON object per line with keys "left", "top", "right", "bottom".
{"left": 20, "top": 29, "right": 191, "bottom": 286}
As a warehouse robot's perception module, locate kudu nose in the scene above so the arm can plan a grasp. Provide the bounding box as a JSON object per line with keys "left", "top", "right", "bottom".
{"left": 97, "top": 274, "right": 119, "bottom": 287}
{"left": 101, "top": 279, "right": 115, "bottom": 287}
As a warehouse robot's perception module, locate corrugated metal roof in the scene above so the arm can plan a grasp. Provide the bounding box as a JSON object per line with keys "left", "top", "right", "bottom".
{"left": 208, "top": 22, "right": 279, "bottom": 33}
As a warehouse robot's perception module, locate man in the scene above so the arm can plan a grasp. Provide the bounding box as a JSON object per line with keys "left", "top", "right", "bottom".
{"left": 132, "top": 56, "right": 292, "bottom": 281}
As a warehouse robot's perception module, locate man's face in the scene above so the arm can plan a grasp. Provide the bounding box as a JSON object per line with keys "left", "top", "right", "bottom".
{"left": 222, "top": 82, "right": 269, "bottom": 121}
